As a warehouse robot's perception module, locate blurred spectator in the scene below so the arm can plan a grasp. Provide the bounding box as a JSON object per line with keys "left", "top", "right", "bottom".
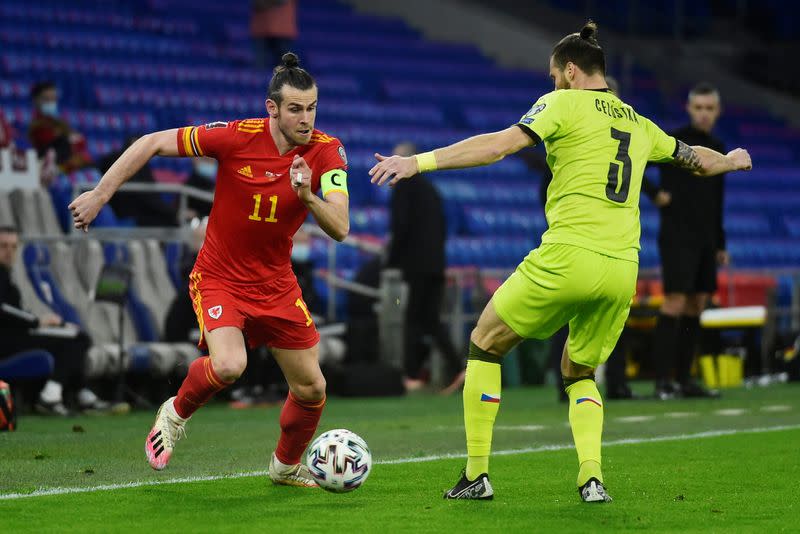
{"left": 0, "top": 109, "right": 15, "bottom": 149}
{"left": 651, "top": 82, "right": 727, "bottom": 400}
{"left": 98, "top": 135, "right": 178, "bottom": 227}
{"left": 251, "top": 0, "right": 298, "bottom": 71}
{"left": 291, "top": 228, "right": 319, "bottom": 314}
{"left": 164, "top": 217, "right": 208, "bottom": 342}
{"left": 388, "top": 141, "right": 464, "bottom": 391}
{"left": 0, "top": 226, "right": 109, "bottom": 414}
{"left": 28, "top": 81, "right": 93, "bottom": 173}
{"left": 345, "top": 254, "right": 383, "bottom": 364}
{"left": 185, "top": 157, "right": 217, "bottom": 219}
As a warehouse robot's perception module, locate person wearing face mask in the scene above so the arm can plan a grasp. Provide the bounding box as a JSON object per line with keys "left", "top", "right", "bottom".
{"left": 185, "top": 157, "right": 218, "bottom": 218}
{"left": 28, "top": 81, "right": 93, "bottom": 173}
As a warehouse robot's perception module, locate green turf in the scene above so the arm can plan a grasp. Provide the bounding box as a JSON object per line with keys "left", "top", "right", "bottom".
{"left": 1, "top": 383, "right": 799, "bottom": 532}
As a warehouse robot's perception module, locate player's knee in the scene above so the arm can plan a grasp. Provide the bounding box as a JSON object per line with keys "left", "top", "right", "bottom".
{"left": 293, "top": 376, "right": 326, "bottom": 402}
{"left": 212, "top": 357, "right": 247, "bottom": 382}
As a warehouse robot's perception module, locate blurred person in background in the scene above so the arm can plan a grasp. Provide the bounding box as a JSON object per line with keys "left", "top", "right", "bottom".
{"left": 98, "top": 135, "right": 179, "bottom": 227}
{"left": 651, "top": 82, "right": 727, "bottom": 400}
{"left": 290, "top": 228, "right": 319, "bottom": 315}
{"left": 251, "top": 0, "right": 297, "bottom": 71}
{"left": 388, "top": 141, "right": 464, "bottom": 393}
{"left": 0, "top": 109, "right": 15, "bottom": 149}
{"left": 28, "top": 81, "right": 93, "bottom": 174}
{"left": 165, "top": 217, "right": 209, "bottom": 343}
{"left": 0, "top": 226, "right": 109, "bottom": 415}
{"left": 185, "top": 156, "right": 218, "bottom": 219}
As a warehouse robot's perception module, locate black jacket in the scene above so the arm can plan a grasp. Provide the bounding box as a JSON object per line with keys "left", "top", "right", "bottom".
{"left": 0, "top": 266, "right": 38, "bottom": 330}
{"left": 657, "top": 125, "right": 726, "bottom": 250}
{"left": 387, "top": 174, "right": 447, "bottom": 275}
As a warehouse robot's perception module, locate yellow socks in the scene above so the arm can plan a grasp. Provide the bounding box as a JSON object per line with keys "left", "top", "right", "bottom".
{"left": 463, "top": 343, "right": 502, "bottom": 481}
{"left": 565, "top": 378, "right": 604, "bottom": 486}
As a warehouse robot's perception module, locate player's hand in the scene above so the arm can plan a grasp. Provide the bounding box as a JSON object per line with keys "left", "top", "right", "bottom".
{"left": 369, "top": 153, "right": 418, "bottom": 187}
{"left": 654, "top": 190, "right": 672, "bottom": 207}
{"left": 38, "top": 313, "right": 63, "bottom": 327}
{"left": 716, "top": 250, "right": 730, "bottom": 266}
{"left": 68, "top": 189, "right": 106, "bottom": 232}
{"left": 290, "top": 155, "right": 314, "bottom": 204}
{"left": 727, "top": 148, "right": 752, "bottom": 171}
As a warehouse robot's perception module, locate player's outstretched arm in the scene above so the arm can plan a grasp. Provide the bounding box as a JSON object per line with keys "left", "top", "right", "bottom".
{"left": 69, "top": 129, "right": 181, "bottom": 231}
{"left": 672, "top": 140, "right": 752, "bottom": 177}
{"left": 369, "top": 126, "right": 533, "bottom": 187}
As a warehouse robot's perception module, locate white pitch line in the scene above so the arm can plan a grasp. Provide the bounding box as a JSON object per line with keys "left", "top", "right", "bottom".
{"left": 615, "top": 415, "right": 656, "bottom": 423}
{"left": 664, "top": 412, "right": 699, "bottom": 418}
{"left": 2, "top": 423, "right": 799, "bottom": 501}
{"left": 761, "top": 405, "right": 792, "bottom": 413}
{"left": 715, "top": 408, "right": 748, "bottom": 416}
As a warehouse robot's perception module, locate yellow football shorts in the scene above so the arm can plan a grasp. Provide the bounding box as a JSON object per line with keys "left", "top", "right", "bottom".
{"left": 492, "top": 243, "right": 638, "bottom": 368}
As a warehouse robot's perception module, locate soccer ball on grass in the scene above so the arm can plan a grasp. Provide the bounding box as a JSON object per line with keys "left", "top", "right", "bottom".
{"left": 306, "top": 428, "right": 372, "bottom": 492}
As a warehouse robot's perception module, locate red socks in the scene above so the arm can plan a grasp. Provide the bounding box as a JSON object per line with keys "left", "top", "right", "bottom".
{"left": 275, "top": 391, "right": 325, "bottom": 465}
{"left": 173, "top": 356, "right": 232, "bottom": 419}
{"left": 173, "top": 357, "right": 324, "bottom": 465}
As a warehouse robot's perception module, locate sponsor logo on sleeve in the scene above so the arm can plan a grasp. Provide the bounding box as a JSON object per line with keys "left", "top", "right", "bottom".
{"left": 338, "top": 145, "right": 348, "bottom": 165}
{"left": 205, "top": 121, "right": 228, "bottom": 129}
{"left": 528, "top": 103, "right": 546, "bottom": 116}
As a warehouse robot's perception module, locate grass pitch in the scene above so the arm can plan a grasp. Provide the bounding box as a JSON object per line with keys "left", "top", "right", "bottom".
{"left": 2, "top": 383, "right": 799, "bottom": 533}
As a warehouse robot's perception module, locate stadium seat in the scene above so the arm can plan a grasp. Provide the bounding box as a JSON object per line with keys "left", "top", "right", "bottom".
{"left": 0, "top": 190, "right": 14, "bottom": 227}
{"left": 22, "top": 243, "right": 82, "bottom": 325}
{"left": 9, "top": 188, "right": 62, "bottom": 237}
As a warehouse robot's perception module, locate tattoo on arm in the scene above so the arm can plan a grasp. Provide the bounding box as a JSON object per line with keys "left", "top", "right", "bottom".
{"left": 672, "top": 140, "right": 702, "bottom": 172}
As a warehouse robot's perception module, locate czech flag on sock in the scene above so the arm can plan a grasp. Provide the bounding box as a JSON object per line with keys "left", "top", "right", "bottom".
{"left": 480, "top": 393, "right": 501, "bottom": 403}
{"left": 576, "top": 397, "right": 602, "bottom": 407}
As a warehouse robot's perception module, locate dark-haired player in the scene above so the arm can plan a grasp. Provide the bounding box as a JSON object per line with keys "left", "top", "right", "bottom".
{"left": 370, "top": 22, "right": 752, "bottom": 502}
{"left": 70, "top": 53, "right": 349, "bottom": 486}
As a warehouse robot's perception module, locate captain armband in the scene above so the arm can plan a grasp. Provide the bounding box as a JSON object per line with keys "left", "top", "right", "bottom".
{"left": 321, "top": 168, "right": 349, "bottom": 197}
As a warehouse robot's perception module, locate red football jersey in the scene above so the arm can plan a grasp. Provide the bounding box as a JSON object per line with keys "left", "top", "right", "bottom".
{"left": 176, "top": 118, "right": 347, "bottom": 285}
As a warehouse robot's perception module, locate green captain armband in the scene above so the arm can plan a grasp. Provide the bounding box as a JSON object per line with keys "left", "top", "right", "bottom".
{"left": 321, "top": 168, "right": 349, "bottom": 197}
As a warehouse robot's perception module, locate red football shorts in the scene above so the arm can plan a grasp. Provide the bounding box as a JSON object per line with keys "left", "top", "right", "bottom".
{"left": 188, "top": 269, "right": 320, "bottom": 351}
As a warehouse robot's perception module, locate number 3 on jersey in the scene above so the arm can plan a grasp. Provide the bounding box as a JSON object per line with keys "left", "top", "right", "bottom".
{"left": 606, "top": 127, "right": 632, "bottom": 203}
{"left": 249, "top": 193, "right": 278, "bottom": 222}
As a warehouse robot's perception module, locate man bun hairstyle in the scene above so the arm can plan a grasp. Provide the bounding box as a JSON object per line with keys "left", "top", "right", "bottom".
{"left": 268, "top": 52, "right": 316, "bottom": 105}
{"left": 552, "top": 20, "right": 606, "bottom": 76}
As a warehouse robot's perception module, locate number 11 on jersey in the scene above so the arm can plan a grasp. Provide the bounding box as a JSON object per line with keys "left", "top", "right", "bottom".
{"left": 249, "top": 193, "right": 279, "bottom": 222}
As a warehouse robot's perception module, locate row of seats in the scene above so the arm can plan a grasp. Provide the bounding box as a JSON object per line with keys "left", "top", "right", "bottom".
{"left": 1, "top": 0, "right": 798, "bottom": 274}
{"left": 0, "top": 4, "right": 198, "bottom": 36}
{"left": 16, "top": 237, "right": 198, "bottom": 379}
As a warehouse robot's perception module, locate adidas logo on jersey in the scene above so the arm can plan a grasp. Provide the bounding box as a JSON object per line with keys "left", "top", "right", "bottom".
{"left": 237, "top": 166, "right": 253, "bottom": 178}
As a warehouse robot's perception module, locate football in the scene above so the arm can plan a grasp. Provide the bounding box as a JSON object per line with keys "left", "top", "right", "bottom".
{"left": 306, "top": 429, "right": 372, "bottom": 492}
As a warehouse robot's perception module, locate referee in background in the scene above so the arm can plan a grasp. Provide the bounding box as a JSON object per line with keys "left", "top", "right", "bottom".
{"left": 652, "top": 82, "right": 727, "bottom": 399}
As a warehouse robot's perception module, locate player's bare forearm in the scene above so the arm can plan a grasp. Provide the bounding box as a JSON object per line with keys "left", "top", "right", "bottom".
{"left": 305, "top": 194, "right": 349, "bottom": 242}
{"left": 435, "top": 127, "right": 531, "bottom": 170}
{"left": 94, "top": 129, "right": 179, "bottom": 201}
{"left": 672, "top": 141, "right": 752, "bottom": 177}
{"left": 369, "top": 126, "right": 532, "bottom": 186}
